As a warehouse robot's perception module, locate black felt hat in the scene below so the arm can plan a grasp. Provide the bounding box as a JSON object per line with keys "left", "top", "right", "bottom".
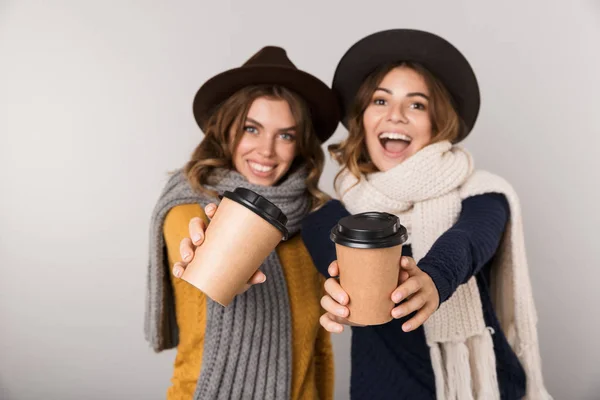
{"left": 333, "top": 29, "right": 480, "bottom": 142}
{"left": 193, "top": 46, "right": 340, "bottom": 143}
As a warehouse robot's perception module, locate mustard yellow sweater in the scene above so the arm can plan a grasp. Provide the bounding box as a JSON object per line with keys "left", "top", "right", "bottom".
{"left": 163, "top": 204, "right": 334, "bottom": 400}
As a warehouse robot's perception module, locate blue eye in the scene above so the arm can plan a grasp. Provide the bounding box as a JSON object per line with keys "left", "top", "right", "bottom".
{"left": 244, "top": 126, "right": 258, "bottom": 134}
{"left": 279, "top": 132, "right": 295, "bottom": 141}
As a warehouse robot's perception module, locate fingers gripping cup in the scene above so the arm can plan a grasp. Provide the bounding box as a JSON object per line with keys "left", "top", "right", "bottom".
{"left": 181, "top": 188, "right": 288, "bottom": 306}
{"left": 330, "top": 212, "right": 408, "bottom": 325}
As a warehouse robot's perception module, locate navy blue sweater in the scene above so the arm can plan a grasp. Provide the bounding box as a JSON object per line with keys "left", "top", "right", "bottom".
{"left": 301, "top": 194, "right": 526, "bottom": 400}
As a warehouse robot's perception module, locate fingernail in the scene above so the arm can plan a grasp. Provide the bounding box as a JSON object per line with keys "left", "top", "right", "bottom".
{"left": 260, "top": 275, "right": 267, "bottom": 283}
{"left": 337, "top": 308, "right": 347, "bottom": 317}
{"left": 173, "top": 268, "right": 181, "bottom": 278}
{"left": 337, "top": 295, "right": 346, "bottom": 304}
{"left": 403, "top": 323, "right": 412, "bottom": 332}
{"left": 206, "top": 205, "right": 215, "bottom": 212}
{"left": 335, "top": 325, "right": 343, "bottom": 333}
{"left": 182, "top": 253, "right": 191, "bottom": 261}
{"left": 393, "top": 309, "right": 402, "bottom": 318}
{"left": 192, "top": 233, "right": 202, "bottom": 243}
{"left": 393, "top": 293, "right": 402, "bottom": 303}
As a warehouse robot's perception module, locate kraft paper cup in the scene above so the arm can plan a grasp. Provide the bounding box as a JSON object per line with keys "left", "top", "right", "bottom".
{"left": 330, "top": 212, "right": 408, "bottom": 325}
{"left": 182, "top": 188, "right": 288, "bottom": 306}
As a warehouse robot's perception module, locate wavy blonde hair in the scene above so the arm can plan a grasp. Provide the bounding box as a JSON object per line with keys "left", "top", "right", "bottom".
{"left": 184, "top": 85, "right": 329, "bottom": 211}
{"left": 329, "top": 62, "right": 464, "bottom": 191}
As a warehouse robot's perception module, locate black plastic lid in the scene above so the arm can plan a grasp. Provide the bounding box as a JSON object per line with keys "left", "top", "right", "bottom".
{"left": 221, "top": 187, "right": 289, "bottom": 240}
{"left": 330, "top": 212, "right": 408, "bottom": 249}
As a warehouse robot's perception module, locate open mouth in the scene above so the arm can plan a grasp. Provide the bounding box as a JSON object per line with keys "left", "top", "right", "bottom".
{"left": 378, "top": 132, "right": 412, "bottom": 154}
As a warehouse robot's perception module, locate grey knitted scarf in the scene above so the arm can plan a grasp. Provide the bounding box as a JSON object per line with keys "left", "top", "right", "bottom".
{"left": 145, "top": 166, "right": 311, "bottom": 399}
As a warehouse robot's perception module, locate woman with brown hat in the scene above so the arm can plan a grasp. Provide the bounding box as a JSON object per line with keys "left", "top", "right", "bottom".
{"left": 145, "top": 46, "right": 339, "bottom": 400}
{"left": 300, "top": 30, "right": 551, "bottom": 399}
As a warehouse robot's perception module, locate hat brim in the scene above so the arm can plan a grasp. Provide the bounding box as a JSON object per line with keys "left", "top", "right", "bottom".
{"left": 332, "top": 29, "right": 480, "bottom": 142}
{"left": 193, "top": 66, "right": 340, "bottom": 143}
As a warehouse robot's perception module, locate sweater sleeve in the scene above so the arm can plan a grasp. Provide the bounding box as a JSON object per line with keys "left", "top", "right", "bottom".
{"left": 314, "top": 322, "right": 335, "bottom": 400}
{"left": 301, "top": 200, "right": 351, "bottom": 278}
{"left": 163, "top": 204, "right": 209, "bottom": 400}
{"left": 418, "top": 193, "right": 510, "bottom": 304}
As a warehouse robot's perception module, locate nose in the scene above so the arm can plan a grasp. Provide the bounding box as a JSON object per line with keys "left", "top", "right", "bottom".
{"left": 387, "top": 104, "right": 408, "bottom": 124}
{"left": 257, "top": 134, "right": 275, "bottom": 157}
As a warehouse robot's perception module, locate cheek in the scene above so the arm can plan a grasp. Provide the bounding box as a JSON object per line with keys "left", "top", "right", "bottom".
{"left": 416, "top": 118, "right": 433, "bottom": 143}
{"left": 278, "top": 143, "right": 297, "bottom": 163}
{"left": 362, "top": 111, "right": 381, "bottom": 144}
{"left": 237, "top": 132, "right": 261, "bottom": 154}
{"left": 408, "top": 118, "right": 433, "bottom": 153}
{"left": 363, "top": 120, "right": 381, "bottom": 152}
{"left": 362, "top": 109, "right": 378, "bottom": 135}
{"left": 232, "top": 137, "right": 251, "bottom": 166}
{"left": 364, "top": 135, "right": 379, "bottom": 157}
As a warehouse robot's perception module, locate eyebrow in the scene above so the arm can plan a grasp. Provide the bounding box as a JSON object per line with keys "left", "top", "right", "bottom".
{"left": 407, "top": 92, "right": 430, "bottom": 100}
{"left": 245, "top": 117, "right": 297, "bottom": 132}
{"left": 375, "top": 87, "right": 430, "bottom": 100}
{"left": 375, "top": 87, "right": 393, "bottom": 95}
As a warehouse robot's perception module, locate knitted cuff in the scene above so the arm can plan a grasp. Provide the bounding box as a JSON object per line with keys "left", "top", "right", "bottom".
{"left": 418, "top": 261, "right": 452, "bottom": 305}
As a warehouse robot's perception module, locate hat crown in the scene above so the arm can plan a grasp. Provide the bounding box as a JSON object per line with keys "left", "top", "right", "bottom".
{"left": 193, "top": 46, "right": 340, "bottom": 142}
{"left": 242, "top": 46, "right": 297, "bottom": 69}
{"left": 332, "top": 29, "right": 480, "bottom": 142}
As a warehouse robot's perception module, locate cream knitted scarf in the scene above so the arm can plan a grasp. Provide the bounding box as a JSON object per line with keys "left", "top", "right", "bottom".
{"left": 338, "top": 140, "right": 551, "bottom": 400}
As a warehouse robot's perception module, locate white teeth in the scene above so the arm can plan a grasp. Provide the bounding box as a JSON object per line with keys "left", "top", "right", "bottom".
{"left": 248, "top": 161, "right": 275, "bottom": 173}
{"left": 379, "top": 132, "right": 412, "bottom": 141}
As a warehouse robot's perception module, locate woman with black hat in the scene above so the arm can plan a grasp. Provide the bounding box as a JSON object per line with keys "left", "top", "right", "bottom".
{"left": 301, "top": 30, "right": 551, "bottom": 399}
{"left": 145, "top": 46, "right": 340, "bottom": 400}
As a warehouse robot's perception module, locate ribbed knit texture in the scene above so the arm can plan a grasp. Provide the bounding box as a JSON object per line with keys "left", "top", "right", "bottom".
{"left": 146, "top": 167, "right": 311, "bottom": 399}
{"left": 336, "top": 141, "right": 551, "bottom": 400}
{"left": 302, "top": 196, "right": 528, "bottom": 399}
{"left": 165, "top": 204, "right": 335, "bottom": 400}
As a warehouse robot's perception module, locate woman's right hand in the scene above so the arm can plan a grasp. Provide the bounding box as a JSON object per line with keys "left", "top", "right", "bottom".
{"left": 319, "top": 260, "right": 365, "bottom": 333}
{"left": 319, "top": 259, "right": 411, "bottom": 333}
{"left": 172, "top": 203, "right": 267, "bottom": 295}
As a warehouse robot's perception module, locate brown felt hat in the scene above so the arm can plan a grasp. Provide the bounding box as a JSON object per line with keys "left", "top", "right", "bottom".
{"left": 332, "top": 29, "right": 481, "bottom": 142}
{"left": 193, "top": 46, "right": 340, "bottom": 143}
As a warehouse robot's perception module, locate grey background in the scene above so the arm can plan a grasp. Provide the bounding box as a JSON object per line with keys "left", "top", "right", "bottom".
{"left": 1, "top": 1, "right": 599, "bottom": 399}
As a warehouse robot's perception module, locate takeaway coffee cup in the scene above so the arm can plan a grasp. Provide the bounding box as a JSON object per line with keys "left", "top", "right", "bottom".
{"left": 182, "top": 187, "right": 288, "bottom": 306}
{"left": 330, "top": 212, "right": 408, "bottom": 325}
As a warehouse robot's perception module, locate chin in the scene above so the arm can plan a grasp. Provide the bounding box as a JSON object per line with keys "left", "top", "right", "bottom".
{"left": 372, "top": 156, "right": 405, "bottom": 172}
{"left": 247, "top": 170, "right": 285, "bottom": 186}
{"left": 247, "top": 176, "right": 275, "bottom": 186}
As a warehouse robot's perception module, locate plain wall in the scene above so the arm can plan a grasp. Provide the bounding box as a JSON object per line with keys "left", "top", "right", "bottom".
{"left": 1, "top": 1, "right": 599, "bottom": 399}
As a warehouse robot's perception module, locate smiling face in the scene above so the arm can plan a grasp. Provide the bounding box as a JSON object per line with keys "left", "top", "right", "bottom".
{"left": 230, "top": 96, "right": 299, "bottom": 186}
{"left": 186, "top": 85, "right": 330, "bottom": 210}
{"left": 329, "top": 62, "right": 464, "bottom": 190}
{"left": 362, "top": 66, "right": 433, "bottom": 171}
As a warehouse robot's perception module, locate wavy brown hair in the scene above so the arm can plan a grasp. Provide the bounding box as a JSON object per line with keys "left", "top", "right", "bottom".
{"left": 329, "top": 62, "right": 464, "bottom": 191}
{"left": 184, "top": 85, "right": 329, "bottom": 210}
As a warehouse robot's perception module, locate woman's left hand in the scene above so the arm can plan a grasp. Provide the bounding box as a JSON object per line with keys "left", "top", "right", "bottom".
{"left": 173, "top": 203, "right": 267, "bottom": 295}
{"left": 390, "top": 256, "right": 440, "bottom": 332}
